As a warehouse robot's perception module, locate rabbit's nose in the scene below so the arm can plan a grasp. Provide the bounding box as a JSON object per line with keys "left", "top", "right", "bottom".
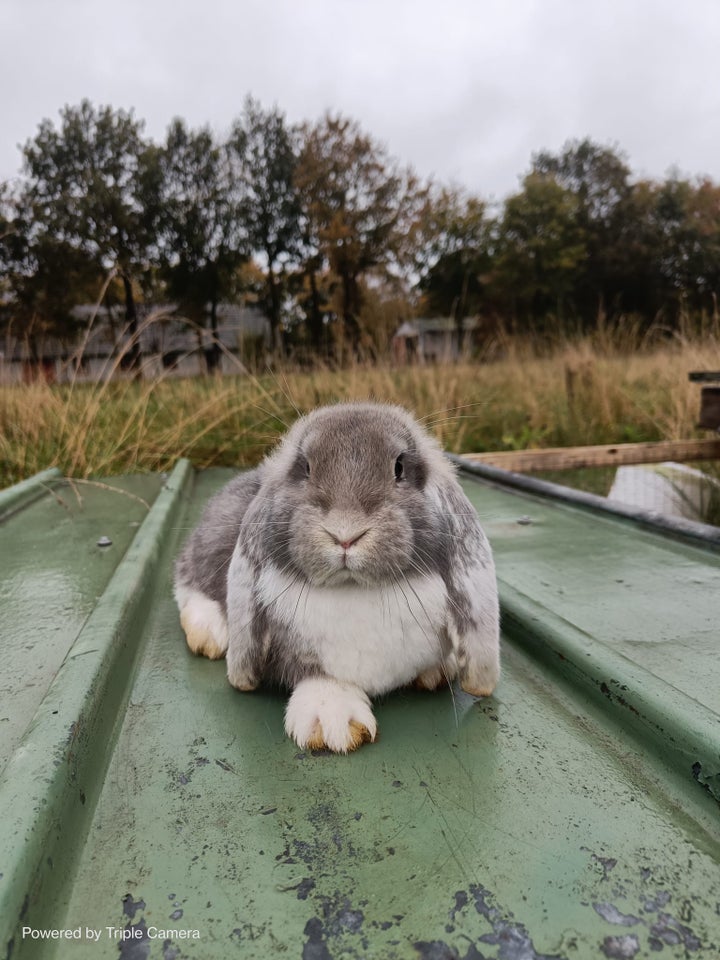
{"left": 336, "top": 531, "right": 368, "bottom": 550}
{"left": 323, "top": 526, "right": 369, "bottom": 550}
{"left": 322, "top": 509, "right": 370, "bottom": 551}
{"left": 323, "top": 525, "right": 369, "bottom": 550}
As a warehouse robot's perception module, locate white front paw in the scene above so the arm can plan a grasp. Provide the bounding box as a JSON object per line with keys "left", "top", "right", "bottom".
{"left": 285, "top": 678, "right": 377, "bottom": 753}
{"left": 177, "top": 586, "right": 229, "bottom": 660}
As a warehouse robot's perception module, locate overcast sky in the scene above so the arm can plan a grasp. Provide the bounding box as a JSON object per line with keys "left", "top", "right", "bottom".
{"left": 2, "top": 0, "right": 719, "bottom": 203}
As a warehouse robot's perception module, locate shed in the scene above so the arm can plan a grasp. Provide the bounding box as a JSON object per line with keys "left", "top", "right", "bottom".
{"left": 0, "top": 303, "right": 271, "bottom": 384}
{"left": 0, "top": 460, "right": 719, "bottom": 958}
{"left": 391, "top": 316, "right": 481, "bottom": 363}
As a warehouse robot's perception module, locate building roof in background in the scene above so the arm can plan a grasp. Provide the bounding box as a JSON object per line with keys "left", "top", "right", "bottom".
{"left": 1, "top": 303, "right": 270, "bottom": 362}
{"left": 393, "top": 316, "right": 480, "bottom": 338}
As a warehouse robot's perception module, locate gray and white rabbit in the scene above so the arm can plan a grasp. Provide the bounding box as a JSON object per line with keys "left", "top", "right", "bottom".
{"left": 174, "top": 402, "right": 500, "bottom": 752}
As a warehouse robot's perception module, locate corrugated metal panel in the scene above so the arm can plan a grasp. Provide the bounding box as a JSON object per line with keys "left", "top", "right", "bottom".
{"left": 1, "top": 461, "right": 718, "bottom": 959}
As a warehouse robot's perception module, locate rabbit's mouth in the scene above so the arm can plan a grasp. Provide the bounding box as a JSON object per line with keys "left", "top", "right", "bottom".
{"left": 312, "top": 556, "right": 388, "bottom": 588}
{"left": 326, "top": 566, "right": 362, "bottom": 585}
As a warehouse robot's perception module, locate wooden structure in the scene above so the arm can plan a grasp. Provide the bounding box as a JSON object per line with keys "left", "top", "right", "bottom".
{"left": 462, "top": 438, "right": 720, "bottom": 472}
{"left": 689, "top": 370, "right": 720, "bottom": 429}
{"left": 467, "top": 371, "right": 720, "bottom": 473}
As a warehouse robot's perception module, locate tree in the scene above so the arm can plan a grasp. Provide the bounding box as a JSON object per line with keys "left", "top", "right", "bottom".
{"left": 0, "top": 183, "right": 101, "bottom": 358}
{"left": 412, "top": 185, "right": 491, "bottom": 349}
{"left": 682, "top": 177, "right": 720, "bottom": 312}
{"left": 228, "top": 97, "right": 301, "bottom": 354}
{"left": 295, "top": 113, "right": 418, "bottom": 354}
{"left": 493, "top": 173, "right": 586, "bottom": 329}
{"left": 532, "top": 139, "right": 631, "bottom": 322}
{"left": 644, "top": 174, "right": 720, "bottom": 321}
{"left": 0, "top": 182, "right": 17, "bottom": 301}
{"left": 20, "top": 100, "right": 158, "bottom": 368}
{"left": 156, "top": 119, "right": 246, "bottom": 370}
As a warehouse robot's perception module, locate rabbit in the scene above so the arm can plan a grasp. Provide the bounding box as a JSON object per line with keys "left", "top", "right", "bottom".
{"left": 174, "top": 402, "right": 500, "bottom": 753}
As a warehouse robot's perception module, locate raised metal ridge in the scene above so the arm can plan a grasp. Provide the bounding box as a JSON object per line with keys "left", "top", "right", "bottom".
{"left": 450, "top": 453, "right": 720, "bottom": 549}
{"left": 0, "top": 460, "right": 192, "bottom": 958}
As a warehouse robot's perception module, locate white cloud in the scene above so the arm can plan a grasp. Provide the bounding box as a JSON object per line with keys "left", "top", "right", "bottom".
{"left": 2, "top": 0, "right": 719, "bottom": 197}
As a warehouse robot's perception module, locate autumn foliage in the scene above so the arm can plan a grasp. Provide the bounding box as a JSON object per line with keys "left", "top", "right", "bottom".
{"left": 2, "top": 99, "right": 720, "bottom": 362}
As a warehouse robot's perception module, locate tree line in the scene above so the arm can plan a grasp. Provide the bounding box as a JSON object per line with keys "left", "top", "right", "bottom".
{"left": 2, "top": 97, "right": 720, "bottom": 365}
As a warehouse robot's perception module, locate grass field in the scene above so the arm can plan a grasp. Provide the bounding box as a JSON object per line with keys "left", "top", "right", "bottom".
{"left": 1, "top": 326, "right": 719, "bottom": 493}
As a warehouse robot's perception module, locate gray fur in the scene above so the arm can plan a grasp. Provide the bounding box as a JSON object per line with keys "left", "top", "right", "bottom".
{"left": 175, "top": 401, "right": 499, "bottom": 693}
{"left": 175, "top": 469, "right": 262, "bottom": 613}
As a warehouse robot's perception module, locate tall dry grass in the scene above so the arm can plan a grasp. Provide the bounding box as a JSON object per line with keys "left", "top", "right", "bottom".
{"left": 1, "top": 319, "right": 719, "bottom": 488}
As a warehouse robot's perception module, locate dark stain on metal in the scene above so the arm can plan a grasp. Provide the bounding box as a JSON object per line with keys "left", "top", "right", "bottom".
{"left": 649, "top": 913, "right": 702, "bottom": 950}
{"left": 691, "top": 760, "right": 720, "bottom": 804}
{"left": 614, "top": 694, "right": 640, "bottom": 717}
{"left": 593, "top": 903, "right": 641, "bottom": 926}
{"left": 412, "top": 885, "right": 565, "bottom": 960}
{"left": 331, "top": 900, "right": 364, "bottom": 935}
{"left": 642, "top": 890, "right": 671, "bottom": 912}
{"left": 414, "top": 941, "right": 486, "bottom": 959}
{"left": 230, "top": 922, "right": 267, "bottom": 943}
{"left": 597, "top": 681, "right": 641, "bottom": 718}
{"left": 162, "top": 940, "right": 180, "bottom": 960}
{"left": 600, "top": 934, "right": 640, "bottom": 958}
{"left": 302, "top": 894, "right": 368, "bottom": 958}
{"left": 118, "top": 917, "right": 150, "bottom": 960}
{"left": 585, "top": 851, "right": 617, "bottom": 881}
{"left": 446, "top": 890, "right": 470, "bottom": 933}
{"left": 169, "top": 909, "right": 183, "bottom": 920}
{"left": 470, "top": 884, "right": 564, "bottom": 959}
{"left": 296, "top": 878, "right": 316, "bottom": 901}
{"left": 302, "top": 917, "right": 334, "bottom": 960}
{"left": 122, "top": 895, "right": 146, "bottom": 920}
{"left": 590, "top": 878, "right": 708, "bottom": 955}
{"left": 259, "top": 806, "right": 277, "bottom": 815}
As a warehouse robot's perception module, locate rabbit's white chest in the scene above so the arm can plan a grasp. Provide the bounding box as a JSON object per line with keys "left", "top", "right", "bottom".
{"left": 256, "top": 564, "right": 448, "bottom": 695}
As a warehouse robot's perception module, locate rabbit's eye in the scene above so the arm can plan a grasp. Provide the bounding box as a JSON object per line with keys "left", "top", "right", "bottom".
{"left": 291, "top": 453, "right": 311, "bottom": 482}
{"left": 394, "top": 454, "right": 405, "bottom": 482}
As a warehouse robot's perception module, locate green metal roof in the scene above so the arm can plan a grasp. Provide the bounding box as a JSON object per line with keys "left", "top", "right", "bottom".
{"left": 1, "top": 460, "right": 719, "bottom": 959}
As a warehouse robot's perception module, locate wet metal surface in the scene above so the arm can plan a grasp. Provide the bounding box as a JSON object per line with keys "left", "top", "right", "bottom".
{"left": 0, "top": 463, "right": 719, "bottom": 958}
{"left": 0, "top": 474, "right": 163, "bottom": 774}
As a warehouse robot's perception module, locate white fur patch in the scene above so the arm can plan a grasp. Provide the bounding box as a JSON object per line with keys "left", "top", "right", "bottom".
{"left": 175, "top": 584, "right": 228, "bottom": 659}
{"left": 256, "top": 564, "right": 449, "bottom": 695}
{"left": 284, "top": 677, "right": 377, "bottom": 752}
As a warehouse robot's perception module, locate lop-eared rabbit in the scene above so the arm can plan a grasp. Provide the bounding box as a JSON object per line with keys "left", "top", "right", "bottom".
{"left": 175, "top": 403, "right": 499, "bottom": 752}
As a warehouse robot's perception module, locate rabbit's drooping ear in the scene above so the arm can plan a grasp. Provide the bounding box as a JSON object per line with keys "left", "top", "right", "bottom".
{"left": 174, "top": 469, "right": 263, "bottom": 660}
{"left": 432, "top": 479, "right": 500, "bottom": 697}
